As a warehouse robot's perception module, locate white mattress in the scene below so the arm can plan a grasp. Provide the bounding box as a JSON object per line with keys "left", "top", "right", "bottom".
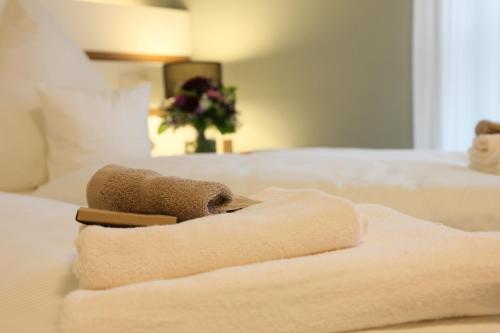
{"left": 34, "top": 148, "right": 500, "bottom": 231}
{"left": 1, "top": 192, "right": 499, "bottom": 333}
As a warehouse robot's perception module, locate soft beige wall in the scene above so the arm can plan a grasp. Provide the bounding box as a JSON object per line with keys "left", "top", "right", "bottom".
{"left": 182, "top": 0, "right": 413, "bottom": 151}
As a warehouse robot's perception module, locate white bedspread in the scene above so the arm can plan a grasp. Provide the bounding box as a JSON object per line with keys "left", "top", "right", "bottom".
{"left": 34, "top": 148, "right": 500, "bottom": 231}
{"left": 1, "top": 192, "right": 500, "bottom": 333}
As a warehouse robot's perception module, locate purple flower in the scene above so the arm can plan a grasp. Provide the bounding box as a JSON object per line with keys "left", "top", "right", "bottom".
{"left": 164, "top": 76, "right": 238, "bottom": 135}
{"left": 183, "top": 96, "right": 199, "bottom": 112}
{"left": 182, "top": 77, "right": 212, "bottom": 95}
{"left": 206, "top": 89, "right": 223, "bottom": 100}
{"left": 173, "top": 95, "right": 186, "bottom": 107}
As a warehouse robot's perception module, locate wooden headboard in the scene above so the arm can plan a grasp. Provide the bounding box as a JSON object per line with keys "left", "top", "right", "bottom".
{"left": 85, "top": 51, "right": 189, "bottom": 63}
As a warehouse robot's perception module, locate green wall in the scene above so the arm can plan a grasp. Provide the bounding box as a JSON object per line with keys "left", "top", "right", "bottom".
{"left": 183, "top": 0, "right": 413, "bottom": 150}
{"left": 99, "top": 0, "right": 413, "bottom": 150}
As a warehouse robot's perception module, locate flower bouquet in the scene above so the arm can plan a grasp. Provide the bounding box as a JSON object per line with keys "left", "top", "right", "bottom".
{"left": 158, "top": 77, "right": 238, "bottom": 153}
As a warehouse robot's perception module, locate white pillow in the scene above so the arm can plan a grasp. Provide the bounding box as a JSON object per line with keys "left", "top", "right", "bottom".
{"left": 38, "top": 84, "right": 152, "bottom": 179}
{"left": 0, "top": 0, "right": 106, "bottom": 191}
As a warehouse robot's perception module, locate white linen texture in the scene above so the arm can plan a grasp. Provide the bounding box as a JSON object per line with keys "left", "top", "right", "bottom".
{"left": 60, "top": 203, "right": 500, "bottom": 333}
{"left": 37, "top": 84, "right": 152, "bottom": 179}
{"left": 0, "top": 0, "right": 106, "bottom": 191}
{"left": 74, "top": 188, "right": 366, "bottom": 289}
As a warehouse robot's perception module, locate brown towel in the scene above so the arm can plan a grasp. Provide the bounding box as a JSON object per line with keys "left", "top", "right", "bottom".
{"left": 86, "top": 164, "right": 234, "bottom": 222}
{"left": 475, "top": 120, "right": 500, "bottom": 135}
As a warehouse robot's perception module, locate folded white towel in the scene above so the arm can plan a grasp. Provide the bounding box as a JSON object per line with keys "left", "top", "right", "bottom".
{"left": 60, "top": 204, "right": 500, "bottom": 333}
{"left": 473, "top": 134, "right": 500, "bottom": 152}
{"left": 74, "top": 188, "right": 366, "bottom": 289}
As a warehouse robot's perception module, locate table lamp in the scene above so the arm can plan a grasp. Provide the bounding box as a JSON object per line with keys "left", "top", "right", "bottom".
{"left": 163, "top": 61, "right": 222, "bottom": 98}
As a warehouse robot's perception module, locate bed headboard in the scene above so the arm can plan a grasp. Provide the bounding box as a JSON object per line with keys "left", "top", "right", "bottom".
{"left": 37, "top": 0, "right": 192, "bottom": 104}
{"left": 40, "top": 0, "right": 191, "bottom": 63}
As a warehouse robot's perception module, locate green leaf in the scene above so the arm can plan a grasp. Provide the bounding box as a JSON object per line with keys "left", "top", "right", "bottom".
{"left": 158, "top": 122, "right": 169, "bottom": 134}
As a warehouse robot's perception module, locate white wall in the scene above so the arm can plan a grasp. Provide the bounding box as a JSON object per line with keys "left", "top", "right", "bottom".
{"left": 183, "top": 0, "right": 413, "bottom": 151}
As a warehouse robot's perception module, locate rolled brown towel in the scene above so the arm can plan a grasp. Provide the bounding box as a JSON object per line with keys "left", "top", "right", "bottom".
{"left": 86, "top": 164, "right": 234, "bottom": 222}
{"left": 475, "top": 120, "right": 500, "bottom": 135}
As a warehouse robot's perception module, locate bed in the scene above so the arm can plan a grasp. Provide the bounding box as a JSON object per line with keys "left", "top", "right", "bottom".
{"left": 2, "top": 0, "right": 500, "bottom": 332}
{"left": 2, "top": 192, "right": 500, "bottom": 333}
{"left": 34, "top": 148, "right": 500, "bottom": 231}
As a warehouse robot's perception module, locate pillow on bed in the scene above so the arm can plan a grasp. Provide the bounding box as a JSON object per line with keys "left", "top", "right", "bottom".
{"left": 38, "top": 84, "right": 152, "bottom": 179}
{"left": 0, "top": 0, "right": 106, "bottom": 191}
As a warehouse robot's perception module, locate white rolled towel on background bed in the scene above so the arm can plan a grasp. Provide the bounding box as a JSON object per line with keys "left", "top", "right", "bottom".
{"left": 468, "top": 148, "right": 500, "bottom": 165}
{"left": 469, "top": 135, "right": 500, "bottom": 174}
{"left": 61, "top": 205, "right": 500, "bottom": 333}
{"left": 473, "top": 134, "right": 500, "bottom": 152}
{"left": 468, "top": 148, "right": 500, "bottom": 175}
{"left": 74, "top": 188, "right": 366, "bottom": 289}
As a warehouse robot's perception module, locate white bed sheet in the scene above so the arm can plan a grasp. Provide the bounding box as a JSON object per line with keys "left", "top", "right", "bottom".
{"left": 1, "top": 192, "right": 499, "bottom": 333}
{"left": 34, "top": 148, "right": 500, "bottom": 231}
{"left": 1, "top": 192, "right": 78, "bottom": 333}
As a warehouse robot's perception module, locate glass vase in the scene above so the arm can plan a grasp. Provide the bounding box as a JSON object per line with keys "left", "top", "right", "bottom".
{"left": 194, "top": 127, "right": 216, "bottom": 153}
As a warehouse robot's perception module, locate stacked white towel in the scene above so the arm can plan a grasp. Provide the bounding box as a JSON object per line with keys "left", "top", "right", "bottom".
{"left": 61, "top": 203, "right": 500, "bottom": 333}
{"left": 75, "top": 188, "right": 366, "bottom": 289}
{"left": 469, "top": 134, "right": 500, "bottom": 174}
